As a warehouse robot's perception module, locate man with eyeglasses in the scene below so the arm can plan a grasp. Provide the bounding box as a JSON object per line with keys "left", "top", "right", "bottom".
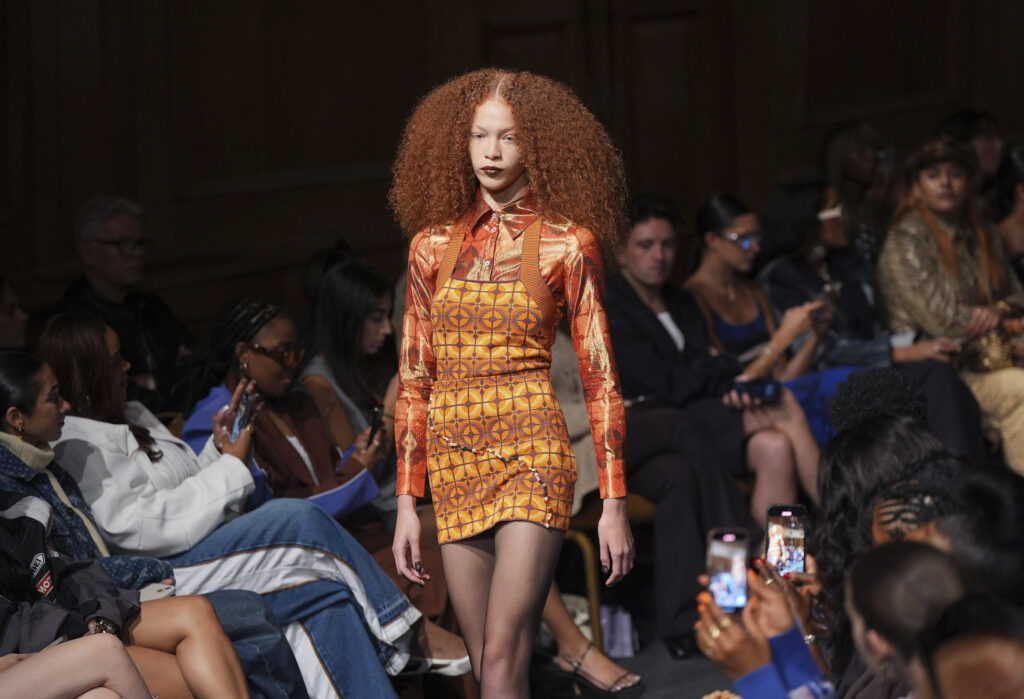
{"left": 54, "top": 196, "right": 194, "bottom": 412}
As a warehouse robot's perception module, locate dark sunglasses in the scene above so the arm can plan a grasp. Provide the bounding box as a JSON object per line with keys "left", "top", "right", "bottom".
{"left": 250, "top": 344, "right": 304, "bottom": 366}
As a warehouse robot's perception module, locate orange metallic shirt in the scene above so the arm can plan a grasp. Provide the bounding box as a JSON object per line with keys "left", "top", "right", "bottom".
{"left": 396, "top": 191, "right": 627, "bottom": 500}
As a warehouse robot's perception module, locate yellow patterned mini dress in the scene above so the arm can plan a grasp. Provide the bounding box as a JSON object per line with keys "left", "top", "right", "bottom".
{"left": 396, "top": 193, "right": 627, "bottom": 544}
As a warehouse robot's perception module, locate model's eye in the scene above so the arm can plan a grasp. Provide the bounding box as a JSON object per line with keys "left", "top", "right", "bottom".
{"left": 502, "top": 134, "right": 516, "bottom": 142}
{"left": 471, "top": 132, "right": 486, "bottom": 140}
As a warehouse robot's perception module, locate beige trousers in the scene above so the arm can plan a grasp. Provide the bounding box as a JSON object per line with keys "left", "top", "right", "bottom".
{"left": 962, "top": 367, "right": 1024, "bottom": 475}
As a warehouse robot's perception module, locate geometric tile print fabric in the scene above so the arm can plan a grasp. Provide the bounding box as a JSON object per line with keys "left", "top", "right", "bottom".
{"left": 427, "top": 275, "right": 576, "bottom": 543}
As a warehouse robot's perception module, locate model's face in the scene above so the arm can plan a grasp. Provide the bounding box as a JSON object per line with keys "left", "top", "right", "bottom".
{"left": 913, "top": 161, "right": 970, "bottom": 219}
{"left": 620, "top": 217, "right": 678, "bottom": 290}
{"left": 706, "top": 213, "right": 761, "bottom": 273}
{"left": 0, "top": 283, "right": 29, "bottom": 350}
{"left": 240, "top": 315, "right": 300, "bottom": 399}
{"left": 469, "top": 98, "right": 528, "bottom": 198}
{"left": 6, "top": 364, "right": 71, "bottom": 446}
{"left": 104, "top": 326, "right": 130, "bottom": 411}
{"left": 81, "top": 214, "right": 146, "bottom": 288}
{"left": 361, "top": 292, "right": 393, "bottom": 358}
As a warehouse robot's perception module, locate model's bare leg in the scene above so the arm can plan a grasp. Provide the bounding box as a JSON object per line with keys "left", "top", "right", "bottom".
{"left": 745, "top": 429, "right": 798, "bottom": 524}
{"left": 0, "top": 634, "right": 151, "bottom": 699}
{"left": 543, "top": 581, "right": 641, "bottom": 690}
{"left": 440, "top": 534, "right": 497, "bottom": 678}
{"left": 479, "top": 522, "right": 565, "bottom": 698}
{"left": 124, "top": 596, "right": 247, "bottom": 698}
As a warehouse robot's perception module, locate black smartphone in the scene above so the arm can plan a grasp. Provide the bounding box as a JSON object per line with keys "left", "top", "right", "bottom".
{"left": 366, "top": 405, "right": 383, "bottom": 446}
{"left": 231, "top": 392, "right": 255, "bottom": 441}
{"left": 732, "top": 378, "right": 782, "bottom": 405}
{"left": 765, "top": 504, "right": 807, "bottom": 576}
{"left": 706, "top": 528, "right": 749, "bottom": 613}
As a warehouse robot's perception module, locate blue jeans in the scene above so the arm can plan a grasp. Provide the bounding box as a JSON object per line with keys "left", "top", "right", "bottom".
{"left": 204, "top": 589, "right": 309, "bottom": 699}
{"left": 168, "top": 499, "right": 413, "bottom": 698}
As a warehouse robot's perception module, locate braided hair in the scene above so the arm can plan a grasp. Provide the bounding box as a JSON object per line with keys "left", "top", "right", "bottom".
{"left": 182, "top": 298, "right": 282, "bottom": 413}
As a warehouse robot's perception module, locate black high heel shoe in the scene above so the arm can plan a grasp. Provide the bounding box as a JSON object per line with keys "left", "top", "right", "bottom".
{"left": 554, "top": 642, "right": 645, "bottom": 697}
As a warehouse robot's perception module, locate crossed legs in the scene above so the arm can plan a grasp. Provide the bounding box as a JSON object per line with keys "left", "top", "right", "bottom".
{"left": 441, "top": 521, "right": 565, "bottom": 698}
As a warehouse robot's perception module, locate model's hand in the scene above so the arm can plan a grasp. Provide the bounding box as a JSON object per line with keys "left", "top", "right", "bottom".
{"left": 597, "top": 498, "right": 634, "bottom": 586}
{"left": 695, "top": 592, "right": 770, "bottom": 681}
{"left": 392, "top": 495, "right": 428, "bottom": 586}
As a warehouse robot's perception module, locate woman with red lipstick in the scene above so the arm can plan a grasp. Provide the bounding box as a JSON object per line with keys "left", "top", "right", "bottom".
{"left": 390, "top": 69, "right": 635, "bottom": 696}
{"left": 877, "top": 137, "right": 1024, "bottom": 473}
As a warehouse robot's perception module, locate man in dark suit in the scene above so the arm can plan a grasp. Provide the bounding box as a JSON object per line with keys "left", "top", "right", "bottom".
{"left": 605, "top": 193, "right": 813, "bottom": 658}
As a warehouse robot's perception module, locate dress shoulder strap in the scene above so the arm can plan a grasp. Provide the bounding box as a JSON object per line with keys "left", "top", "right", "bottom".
{"left": 688, "top": 287, "right": 727, "bottom": 355}
{"left": 435, "top": 216, "right": 469, "bottom": 290}
{"left": 752, "top": 284, "right": 778, "bottom": 334}
{"left": 519, "top": 219, "right": 555, "bottom": 309}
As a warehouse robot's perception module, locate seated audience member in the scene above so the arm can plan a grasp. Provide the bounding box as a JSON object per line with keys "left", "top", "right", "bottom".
{"left": 812, "top": 415, "right": 948, "bottom": 693}
{"left": 843, "top": 542, "right": 969, "bottom": 698}
{"left": 995, "top": 143, "right": 1024, "bottom": 286}
{"left": 695, "top": 561, "right": 832, "bottom": 698}
{"left": 937, "top": 109, "right": 1004, "bottom": 202}
{"left": 758, "top": 178, "right": 987, "bottom": 463}
{"left": 0, "top": 351, "right": 302, "bottom": 698}
{"left": 685, "top": 192, "right": 854, "bottom": 445}
{"left": 874, "top": 462, "right": 1024, "bottom": 607}
{"left": 877, "top": 137, "right": 1024, "bottom": 474}
{"left": 818, "top": 120, "right": 897, "bottom": 264}
{"left": 53, "top": 197, "right": 194, "bottom": 412}
{"left": 0, "top": 634, "right": 151, "bottom": 698}
{"left": 36, "top": 316, "right": 470, "bottom": 697}
{"left": 0, "top": 501, "right": 248, "bottom": 697}
{"left": 915, "top": 594, "right": 1024, "bottom": 699}
{"left": 0, "top": 278, "right": 29, "bottom": 351}
{"left": 606, "top": 192, "right": 822, "bottom": 520}
{"left": 299, "top": 260, "right": 400, "bottom": 514}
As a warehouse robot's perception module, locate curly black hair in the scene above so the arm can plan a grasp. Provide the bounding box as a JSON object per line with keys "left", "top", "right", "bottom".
{"left": 828, "top": 367, "right": 927, "bottom": 434}
{"left": 811, "top": 414, "right": 947, "bottom": 676}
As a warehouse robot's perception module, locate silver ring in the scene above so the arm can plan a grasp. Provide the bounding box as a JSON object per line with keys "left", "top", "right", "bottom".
{"left": 933, "top": 343, "right": 940, "bottom": 353}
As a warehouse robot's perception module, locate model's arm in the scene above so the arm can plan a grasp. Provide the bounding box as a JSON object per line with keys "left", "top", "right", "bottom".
{"left": 563, "top": 228, "right": 626, "bottom": 499}
{"left": 54, "top": 435, "right": 253, "bottom": 558}
{"left": 395, "top": 232, "right": 439, "bottom": 499}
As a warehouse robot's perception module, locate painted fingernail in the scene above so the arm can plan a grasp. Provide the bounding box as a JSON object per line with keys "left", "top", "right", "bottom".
{"left": 783, "top": 573, "right": 792, "bottom": 579}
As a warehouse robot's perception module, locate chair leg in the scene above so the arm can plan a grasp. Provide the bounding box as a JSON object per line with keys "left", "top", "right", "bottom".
{"left": 563, "top": 529, "right": 603, "bottom": 653}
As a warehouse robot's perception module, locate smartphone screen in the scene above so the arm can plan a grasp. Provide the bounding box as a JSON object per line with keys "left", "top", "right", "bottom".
{"left": 706, "top": 529, "right": 749, "bottom": 613}
{"left": 765, "top": 505, "right": 806, "bottom": 576}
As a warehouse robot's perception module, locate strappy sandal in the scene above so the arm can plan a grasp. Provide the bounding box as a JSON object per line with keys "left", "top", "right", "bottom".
{"left": 555, "top": 642, "right": 645, "bottom": 697}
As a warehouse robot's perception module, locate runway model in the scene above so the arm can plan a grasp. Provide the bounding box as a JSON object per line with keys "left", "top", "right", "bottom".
{"left": 390, "top": 68, "right": 635, "bottom": 697}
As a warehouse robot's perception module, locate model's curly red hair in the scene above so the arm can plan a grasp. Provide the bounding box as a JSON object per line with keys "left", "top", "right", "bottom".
{"left": 389, "top": 68, "right": 627, "bottom": 258}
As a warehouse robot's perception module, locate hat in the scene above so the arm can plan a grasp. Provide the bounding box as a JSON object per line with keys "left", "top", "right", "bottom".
{"left": 903, "top": 136, "right": 978, "bottom": 183}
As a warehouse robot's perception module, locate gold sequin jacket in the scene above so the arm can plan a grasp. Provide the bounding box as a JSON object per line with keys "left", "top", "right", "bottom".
{"left": 876, "top": 208, "right": 1024, "bottom": 340}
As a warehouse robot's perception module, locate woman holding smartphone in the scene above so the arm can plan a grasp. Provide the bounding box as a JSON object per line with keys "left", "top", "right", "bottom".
{"left": 390, "top": 68, "right": 634, "bottom": 695}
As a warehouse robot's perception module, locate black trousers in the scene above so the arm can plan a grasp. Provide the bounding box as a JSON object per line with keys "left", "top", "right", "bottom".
{"left": 624, "top": 404, "right": 752, "bottom": 638}
{"left": 898, "top": 360, "right": 987, "bottom": 466}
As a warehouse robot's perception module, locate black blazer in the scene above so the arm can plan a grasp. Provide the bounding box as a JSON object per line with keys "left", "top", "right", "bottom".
{"left": 605, "top": 272, "right": 741, "bottom": 406}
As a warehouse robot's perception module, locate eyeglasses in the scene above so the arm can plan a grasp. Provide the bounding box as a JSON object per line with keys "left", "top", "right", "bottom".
{"left": 250, "top": 344, "right": 304, "bottom": 367}
{"left": 91, "top": 238, "right": 150, "bottom": 255}
{"left": 719, "top": 231, "right": 762, "bottom": 251}
{"left": 817, "top": 204, "right": 843, "bottom": 222}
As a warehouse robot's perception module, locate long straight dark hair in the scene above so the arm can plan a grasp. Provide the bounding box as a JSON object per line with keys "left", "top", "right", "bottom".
{"left": 0, "top": 352, "right": 45, "bottom": 433}
{"left": 37, "top": 314, "right": 162, "bottom": 461}
{"left": 308, "top": 260, "right": 394, "bottom": 413}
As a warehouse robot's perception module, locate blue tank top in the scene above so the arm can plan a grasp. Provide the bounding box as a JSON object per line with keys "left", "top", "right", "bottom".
{"left": 713, "top": 309, "right": 770, "bottom": 356}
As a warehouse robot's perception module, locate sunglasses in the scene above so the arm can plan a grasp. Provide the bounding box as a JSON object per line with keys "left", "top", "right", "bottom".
{"left": 249, "top": 344, "right": 304, "bottom": 366}
{"left": 719, "top": 231, "right": 762, "bottom": 251}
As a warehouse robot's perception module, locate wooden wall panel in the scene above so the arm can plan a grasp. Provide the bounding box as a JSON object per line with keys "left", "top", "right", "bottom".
{"left": 3, "top": 0, "right": 1023, "bottom": 340}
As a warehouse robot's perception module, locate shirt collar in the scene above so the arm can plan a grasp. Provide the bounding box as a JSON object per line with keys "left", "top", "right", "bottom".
{"left": 466, "top": 190, "right": 539, "bottom": 240}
